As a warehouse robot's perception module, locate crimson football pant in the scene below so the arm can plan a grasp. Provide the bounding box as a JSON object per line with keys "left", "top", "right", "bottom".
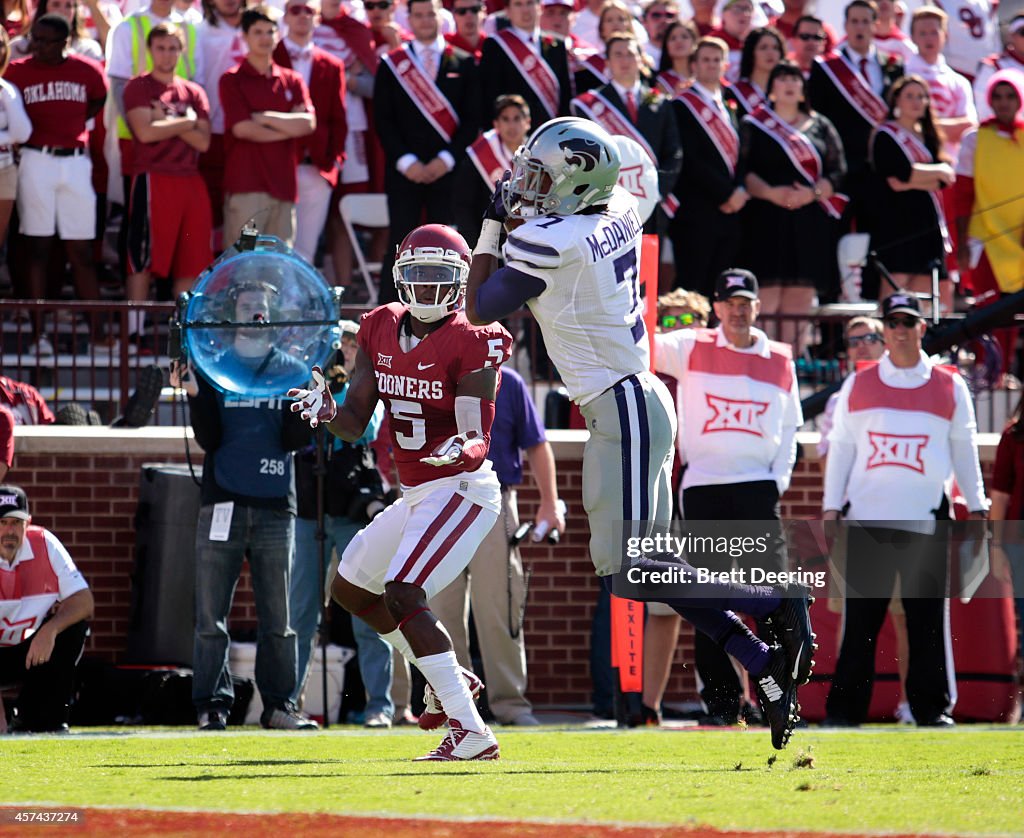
{"left": 0, "top": 619, "right": 88, "bottom": 730}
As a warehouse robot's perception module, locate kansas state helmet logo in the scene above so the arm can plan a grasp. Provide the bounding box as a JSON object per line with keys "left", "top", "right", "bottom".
{"left": 559, "top": 137, "right": 601, "bottom": 172}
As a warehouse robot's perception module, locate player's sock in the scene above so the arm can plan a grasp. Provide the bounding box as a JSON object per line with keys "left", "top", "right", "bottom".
{"left": 674, "top": 607, "right": 772, "bottom": 676}
{"left": 416, "top": 650, "right": 487, "bottom": 734}
{"left": 380, "top": 629, "right": 417, "bottom": 665}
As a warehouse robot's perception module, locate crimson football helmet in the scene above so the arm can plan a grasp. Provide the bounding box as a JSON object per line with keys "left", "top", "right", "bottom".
{"left": 393, "top": 224, "right": 471, "bottom": 323}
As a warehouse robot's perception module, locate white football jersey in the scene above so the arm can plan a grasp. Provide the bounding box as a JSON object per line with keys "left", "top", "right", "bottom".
{"left": 902, "top": 0, "right": 999, "bottom": 76}
{"left": 503, "top": 186, "right": 650, "bottom": 406}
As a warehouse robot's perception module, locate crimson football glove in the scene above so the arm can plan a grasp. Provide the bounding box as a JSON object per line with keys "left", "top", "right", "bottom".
{"left": 288, "top": 365, "right": 337, "bottom": 429}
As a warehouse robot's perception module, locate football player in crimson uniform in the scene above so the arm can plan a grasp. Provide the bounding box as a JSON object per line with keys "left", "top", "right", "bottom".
{"left": 464, "top": 116, "right": 815, "bottom": 749}
{"left": 289, "top": 224, "right": 511, "bottom": 761}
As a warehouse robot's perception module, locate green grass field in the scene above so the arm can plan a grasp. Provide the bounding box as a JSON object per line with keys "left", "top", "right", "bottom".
{"left": 5, "top": 726, "right": 1024, "bottom": 834}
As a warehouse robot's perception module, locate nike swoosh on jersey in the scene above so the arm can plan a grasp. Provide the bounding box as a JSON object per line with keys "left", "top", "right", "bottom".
{"left": 417, "top": 362, "right": 435, "bottom": 370}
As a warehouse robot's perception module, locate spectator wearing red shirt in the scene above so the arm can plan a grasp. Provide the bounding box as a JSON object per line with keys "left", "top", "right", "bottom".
{"left": 124, "top": 22, "right": 213, "bottom": 339}
{"left": 273, "top": 1, "right": 348, "bottom": 266}
{"left": 219, "top": 6, "right": 316, "bottom": 247}
{"left": 6, "top": 15, "right": 107, "bottom": 348}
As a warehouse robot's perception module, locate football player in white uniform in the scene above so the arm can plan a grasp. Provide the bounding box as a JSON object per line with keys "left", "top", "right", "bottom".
{"left": 464, "top": 116, "right": 815, "bottom": 749}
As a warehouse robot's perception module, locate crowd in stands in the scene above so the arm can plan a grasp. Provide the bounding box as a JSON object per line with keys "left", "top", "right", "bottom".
{"left": 0, "top": 0, "right": 1018, "bottom": 360}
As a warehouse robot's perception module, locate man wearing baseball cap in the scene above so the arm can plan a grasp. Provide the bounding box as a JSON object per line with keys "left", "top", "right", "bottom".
{"left": 822, "top": 290, "right": 988, "bottom": 727}
{"left": 653, "top": 268, "right": 804, "bottom": 727}
{"left": 0, "top": 486, "right": 93, "bottom": 733}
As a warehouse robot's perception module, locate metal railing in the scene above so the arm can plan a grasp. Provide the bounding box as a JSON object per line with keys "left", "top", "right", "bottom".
{"left": 1, "top": 300, "right": 1019, "bottom": 432}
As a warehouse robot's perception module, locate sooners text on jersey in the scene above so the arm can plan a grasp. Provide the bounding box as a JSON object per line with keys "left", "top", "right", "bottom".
{"left": 358, "top": 304, "right": 512, "bottom": 487}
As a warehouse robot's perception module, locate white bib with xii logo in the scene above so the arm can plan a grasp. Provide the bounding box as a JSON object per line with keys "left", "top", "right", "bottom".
{"left": 827, "top": 353, "right": 977, "bottom": 523}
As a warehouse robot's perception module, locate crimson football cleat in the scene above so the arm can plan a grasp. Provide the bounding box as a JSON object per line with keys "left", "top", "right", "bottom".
{"left": 418, "top": 669, "right": 484, "bottom": 731}
{"left": 414, "top": 719, "right": 500, "bottom": 762}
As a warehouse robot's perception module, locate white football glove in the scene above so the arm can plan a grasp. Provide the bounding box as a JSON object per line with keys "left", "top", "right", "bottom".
{"left": 420, "top": 433, "right": 466, "bottom": 467}
{"left": 287, "top": 365, "right": 337, "bottom": 429}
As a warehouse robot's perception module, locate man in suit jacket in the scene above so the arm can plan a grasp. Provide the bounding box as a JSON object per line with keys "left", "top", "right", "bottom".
{"left": 570, "top": 32, "right": 681, "bottom": 233}
{"left": 478, "top": 0, "right": 571, "bottom": 127}
{"left": 373, "top": 0, "right": 480, "bottom": 301}
{"left": 670, "top": 36, "right": 747, "bottom": 299}
{"left": 274, "top": 1, "right": 348, "bottom": 264}
{"left": 809, "top": 0, "right": 902, "bottom": 297}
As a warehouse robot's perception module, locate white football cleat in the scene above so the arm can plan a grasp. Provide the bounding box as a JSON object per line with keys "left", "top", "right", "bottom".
{"left": 414, "top": 719, "right": 499, "bottom": 762}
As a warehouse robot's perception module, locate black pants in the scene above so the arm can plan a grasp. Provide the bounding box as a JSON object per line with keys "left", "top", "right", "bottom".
{"left": 379, "top": 170, "right": 456, "bottom": 304}
{"left": 825, "top": 526, "right": 952, "bottom": 724}
{"left": 681, "top": 480, "right": 782, "bottom": 719}
{"left": 0, "top": 619, "right": 88, "bottom": 730}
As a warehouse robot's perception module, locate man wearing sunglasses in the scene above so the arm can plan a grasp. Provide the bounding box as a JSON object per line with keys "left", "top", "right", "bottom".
{"left": 822, "top": 292, "right": 988, "bottom": 728}
{"left": 447, "top": 0, "right": 486, "bottom": 59}
{"left": 641, "top": 0, "right": 680, "bottom": 68}
{"left": 816, "top": 316, "right": 884, "bottom": 458}
{"left": 770, "top": 0, "right": 837, "bottom": 53}
{"left": 653, "top": 268, "right": 804, "bottom": 729}
{"left": 789, "top": 14, "right": 828, "bottom": 78}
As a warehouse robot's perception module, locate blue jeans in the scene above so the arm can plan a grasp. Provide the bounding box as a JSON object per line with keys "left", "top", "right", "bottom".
{"left": 192, "top": 504, "right": 297, "bottom": 715}
{"left": 291, "top": 515, "right": 387, "bottom": 709}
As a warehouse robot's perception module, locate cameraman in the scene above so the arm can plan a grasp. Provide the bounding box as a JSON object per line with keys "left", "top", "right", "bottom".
{"left": 169, "top": 280, "right": 317, "bottom": 731}
{"left": 290, "top": 321, "right": 391, "bottom": 725}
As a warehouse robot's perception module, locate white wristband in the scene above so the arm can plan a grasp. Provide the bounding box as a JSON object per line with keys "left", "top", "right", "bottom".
{"left": 474, "top": 219, "right": 502, "bottom": 259}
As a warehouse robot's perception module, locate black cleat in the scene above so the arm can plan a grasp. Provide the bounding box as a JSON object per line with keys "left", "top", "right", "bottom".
{"left": 754, "top": 646, "right": 798, "bottom": 750}
{"left": 111, "top": 364, "right": 164, "bottom": 428}
{"left": 765, "top": 582, "right": 816, "bottom": 686}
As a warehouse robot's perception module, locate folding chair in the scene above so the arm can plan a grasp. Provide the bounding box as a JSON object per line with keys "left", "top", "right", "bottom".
{"left": 339, "top": 193, "right": 389, "bottom": 306}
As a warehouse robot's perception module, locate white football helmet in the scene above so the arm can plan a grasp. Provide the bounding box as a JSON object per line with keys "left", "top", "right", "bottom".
{"left": 501, "top": 117, "right": 621, "bottom": 219}
{"left": 393, "top": 224, "right": 471, "bottom": 323}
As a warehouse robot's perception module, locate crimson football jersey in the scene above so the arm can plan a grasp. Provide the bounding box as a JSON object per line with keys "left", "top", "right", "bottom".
{"left": 358, "top": 304, "right": 512, "bottom": 487}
